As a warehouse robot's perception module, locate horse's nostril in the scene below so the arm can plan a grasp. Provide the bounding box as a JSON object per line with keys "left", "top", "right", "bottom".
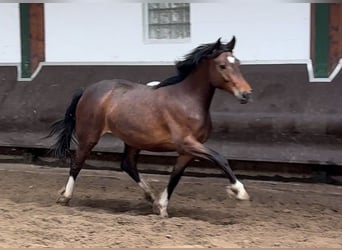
{"left": 239, "top": 92, "right": 251, "bottom": 104}
{"left": 242, "top": 92, "right": 250, "bottom": 100}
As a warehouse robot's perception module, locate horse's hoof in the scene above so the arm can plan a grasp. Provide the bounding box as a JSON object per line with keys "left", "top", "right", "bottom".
{"left": 56, "top": 195, "right": 71, "bottom": 206}
{"left": 237, "top": 191, "right": 250, "bottom": 201}
{"left": 152, "top": 202, "right": 169, "bottom": 218}
{"left": 226, "top": 185, "right": 250, "bottom": 201}
{"left": 152, "top": 202, "right": 160, "bottom": 214}
{"left": 159, "top": 208, "right": 169, "bottom": 218}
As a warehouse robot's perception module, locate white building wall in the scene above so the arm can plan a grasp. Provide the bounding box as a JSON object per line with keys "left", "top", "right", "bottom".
{"left": 0, "top": 3, "right": 20, "bottom": 63}
{"left": 45, "top": 2, "right": 310, "bottom": 63}
{"left": 191, "top": 3, "right": 310, "bottom": 62}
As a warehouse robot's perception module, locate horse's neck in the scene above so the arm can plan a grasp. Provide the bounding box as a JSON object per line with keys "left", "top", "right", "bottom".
{"left": 177, "top": 65, "right": 215, "bottom": 111}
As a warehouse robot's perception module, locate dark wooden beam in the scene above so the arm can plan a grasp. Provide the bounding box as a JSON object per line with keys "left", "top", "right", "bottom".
{"left": 19, "top": 3, "right": 45, "bottom": 78}
{"left": 311, "top": 3, "right": 342, "bottom": 78}
{"left": 329, "top": 3, "right": 342, "bottom": 74}
{"left": 29, "top": 4, "right": 45, "bottom": 75}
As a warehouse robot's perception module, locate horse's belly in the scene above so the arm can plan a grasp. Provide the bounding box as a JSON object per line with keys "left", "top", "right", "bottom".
{"left": 117, "top": 133, "right": 177, "bottom": 152}
{"left": 107, "top": 119, "right": 176, "bottom": 151}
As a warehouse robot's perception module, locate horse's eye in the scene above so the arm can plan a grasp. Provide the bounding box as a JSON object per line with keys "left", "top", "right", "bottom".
{"left": 219, "top": 65, "right": 226, "bottom": 69}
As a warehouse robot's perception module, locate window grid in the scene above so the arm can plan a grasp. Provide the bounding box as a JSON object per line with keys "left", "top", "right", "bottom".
{"left": 146, "top": 3, "right": 190, "bottom": 40}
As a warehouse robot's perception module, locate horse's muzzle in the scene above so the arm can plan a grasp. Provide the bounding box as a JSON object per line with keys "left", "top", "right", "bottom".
{"left": 239, "top": 91, "right": 252, "bottom": 104}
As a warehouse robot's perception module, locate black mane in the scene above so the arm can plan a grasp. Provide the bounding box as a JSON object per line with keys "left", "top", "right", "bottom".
{"left": 153, "top": 38, "right": 232, "bottom": 89}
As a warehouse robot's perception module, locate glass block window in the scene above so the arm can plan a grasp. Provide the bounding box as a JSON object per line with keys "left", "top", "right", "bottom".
{"left": 146, "top": 3, "right": 190, "bottom": 41}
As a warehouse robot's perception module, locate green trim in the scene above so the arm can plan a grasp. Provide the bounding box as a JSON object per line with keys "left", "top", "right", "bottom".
{"left": 313, "top": 3, "right": 330, "bottom": 78}
{"left": 20, "top": 3, "right": 31, "bottom": 78}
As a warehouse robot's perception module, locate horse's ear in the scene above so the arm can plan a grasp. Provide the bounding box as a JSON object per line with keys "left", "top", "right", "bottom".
{"left": 226, "top": 36, "right": 236, "bottom": 51}
{"left": 213, "top": 37, "right": 222, "bottom": 51}
{"left": 205, "top": 38, "right": 223, "bottom": 59}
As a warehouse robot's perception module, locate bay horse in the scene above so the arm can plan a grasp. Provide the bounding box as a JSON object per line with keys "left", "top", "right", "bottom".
{"left": 48, "top": 37, "right": 252, "bottom": 217}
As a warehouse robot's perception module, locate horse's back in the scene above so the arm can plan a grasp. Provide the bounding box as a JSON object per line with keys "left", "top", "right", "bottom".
{"left": 79, "top": 79, "right": 149, "bottom": 108}
{"left": 83, "top": 79, "right": 143, "bottom": 96}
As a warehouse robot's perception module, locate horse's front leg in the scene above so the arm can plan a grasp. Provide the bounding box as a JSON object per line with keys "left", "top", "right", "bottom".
{"left": 182, "top": 135, "right": 250, "bottom": 201}
{"left": 153, "top": 154, "right": 193, "bottom": 217}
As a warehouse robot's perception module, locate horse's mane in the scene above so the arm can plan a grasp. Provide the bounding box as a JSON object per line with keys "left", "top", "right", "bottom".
{"left": 153, "top": 38, "right": 233, "bottom": 89}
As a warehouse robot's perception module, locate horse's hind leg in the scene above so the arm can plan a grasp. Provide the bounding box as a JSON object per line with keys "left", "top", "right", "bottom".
{"left": 153, "top": 154, "right": 193, "bottom": 217}
{"left": 57, "top": 134, "right": 100, "bottom": 205}
{"left": 121, "top": 144, "right": 156, "bottom": 203}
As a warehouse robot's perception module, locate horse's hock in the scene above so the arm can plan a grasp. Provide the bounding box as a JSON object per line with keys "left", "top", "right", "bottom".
{"left": 0, "top": 64, "right": 342, "bottom": 165}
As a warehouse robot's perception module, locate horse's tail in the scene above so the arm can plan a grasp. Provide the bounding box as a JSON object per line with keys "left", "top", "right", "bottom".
{"left": 47, "top": 90, "right": 83, "bottom": 159}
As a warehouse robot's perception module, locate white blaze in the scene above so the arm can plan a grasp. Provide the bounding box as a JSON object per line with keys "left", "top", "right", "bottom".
{"left": 227, "top": 56, "right": 235, "bottom": 64}
{"left": 146, "top": 81, "right": 160, "bottom": 86}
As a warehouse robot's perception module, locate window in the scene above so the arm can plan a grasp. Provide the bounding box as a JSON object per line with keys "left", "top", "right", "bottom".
{"left": 145, "top": 3, "right": 190, "bottom": 41}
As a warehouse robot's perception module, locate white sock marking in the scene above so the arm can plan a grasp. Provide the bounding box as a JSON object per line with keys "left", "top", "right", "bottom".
{"left": 159, "top": 189, "right": 168, "bottom": 208}
{"left": 64, "top": 176, "right": 75, "bottom": 198}
{"left": 232, "top": 180, "right": 243, "bottom": 191}
{"left": 232, "top": 180, "right": 250, "bottom": 200}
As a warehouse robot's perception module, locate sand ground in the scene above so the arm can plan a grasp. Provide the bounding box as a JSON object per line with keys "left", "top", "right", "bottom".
{"left": 0, "top": 163, "right": 341, "bottom": 248}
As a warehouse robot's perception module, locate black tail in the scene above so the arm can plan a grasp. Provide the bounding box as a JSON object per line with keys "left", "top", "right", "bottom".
{"left": 47, "top": 90, "right": 83, "bottom": 159}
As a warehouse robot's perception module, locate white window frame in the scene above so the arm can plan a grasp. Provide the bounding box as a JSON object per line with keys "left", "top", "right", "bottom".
{"left": 143, "top": 3, "right": 191, "bottom": 44}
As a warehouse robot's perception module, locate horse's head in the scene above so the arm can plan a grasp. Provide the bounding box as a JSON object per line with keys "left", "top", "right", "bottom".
{"left": 208, "top": 37, "right": 252, "bottom": 104}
